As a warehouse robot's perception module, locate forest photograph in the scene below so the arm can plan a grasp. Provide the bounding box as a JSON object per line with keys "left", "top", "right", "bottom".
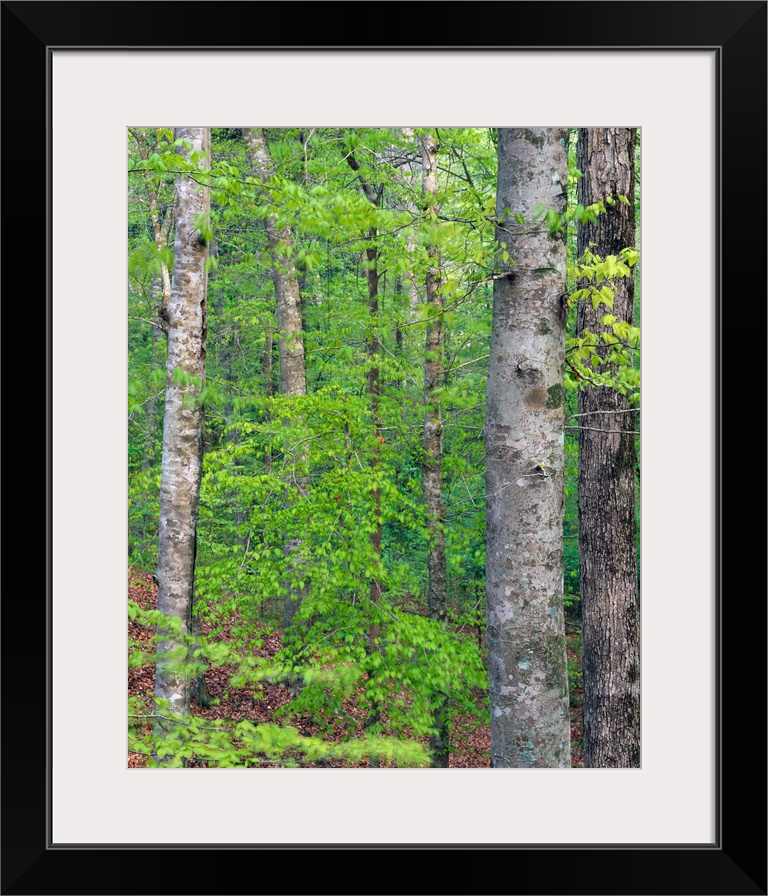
{"left": 127, "top": 125, "right": 640, "bottom": 770}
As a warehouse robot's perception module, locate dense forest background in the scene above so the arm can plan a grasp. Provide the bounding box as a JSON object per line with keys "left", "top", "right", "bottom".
{"left": 127, "top": 126, "right": 640, "bottom": 769}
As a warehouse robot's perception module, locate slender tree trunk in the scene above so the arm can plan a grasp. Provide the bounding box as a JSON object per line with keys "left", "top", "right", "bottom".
{"left": 129, "top": 128, "right": 173, "bottom": 321}
{"left": 245, "top": 128, "right": 309, "bottom": 630}
{"left": 190, "top": 550, "right": 212, "bottom": 709}
{"left": 402, "top": 127, "right": 425, "bottom": 326}
{"left": 155, "top": 127, "right": 210, "bottom": 754}
{"left": 365, "top": 245, "right": 383, "bottom": 607}
{"left": 576, "top": 127, "right": 640, "bottom": 768}
{"left": 245, "top": 129, "right": 307, "bottom": 399}
{"left": 346, "top": 150, "right": 384, "bottom": 609}
{"left": 131, "top": 129, "right": 174, "bottom": 472}
{"left": 362, "top": 240, "right": 383, "bottom": 765}
{"left": 346, "top": 149, "right": 384, "bottom": 765}
{"left": 485, "top": 128, "right": 571, "bottom": 768}
{"left": 419, "top": 131, "right": 449, "bottom": 767}
{"left": 262, "top": 324, "right": 274, "bottom": 472}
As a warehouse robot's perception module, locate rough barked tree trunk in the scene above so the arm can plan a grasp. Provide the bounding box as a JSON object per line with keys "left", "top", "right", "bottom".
{"left": 346, "top": 149, "right": 384, "bottom": 608}
{"left": 155, "top": 126, "right": 210, "bottom": 747}
{"left": 486, "top": 128, "right": 571, "bottom": 768}
{"left": 576, "top": 127, "right": 640, "bottom": 768}
{"left": 245, "top": 128, "right": 309, "bottom": 630}
{"left": 346, "top": 146, "right": 384, "bottom": 765}
{"left": 419, "top": 130, "right": 449, "bottom": 768}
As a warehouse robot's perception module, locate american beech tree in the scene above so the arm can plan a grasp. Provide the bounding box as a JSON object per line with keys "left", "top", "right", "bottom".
{"left": 245, "top": 127, "right": 309, "bottom": 630}
{"left": 485, "top": 127, "right": 571, "bottom": 767}
{"left": 155, "top": 127, "right": 211, "bottom": 737}
{"left": 576, "top": 127, "right": 640, "bottom": 767}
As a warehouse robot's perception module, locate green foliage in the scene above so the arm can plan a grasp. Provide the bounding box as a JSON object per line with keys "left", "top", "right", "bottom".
{"left": 563, "top": 247, "right": 640, "bottom": 400}
{"left": 273, "top": 598, "right": 488, "bottom": 742}
{"left": 128, "top": 126, "right": 639, "bottom": 766}
{"left": 129, "top": 698, "right": 429, "bottom": 768}
{"left": 128, "top": 602, "right": 433, "bottom": 767}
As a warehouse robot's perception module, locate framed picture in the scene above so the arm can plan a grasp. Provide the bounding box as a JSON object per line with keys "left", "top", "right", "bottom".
{"left": 6, "top": 2, "right": 765, "bottom": 893}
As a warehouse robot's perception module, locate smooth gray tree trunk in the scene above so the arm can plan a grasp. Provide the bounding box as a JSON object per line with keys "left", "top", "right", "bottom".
{"left": 245, "top": 128, "right": 309, "bottom": 630}
{"left": 245, "top": 129, "right": 307, "bottom": 401}
{"left": 419, "top": 130, "right": 449, "bottom": 768}
{"left": 485, "top": 128, "right": 571, "bottom": 768}
{"left": 155, "top": 127, "right": 210, "bottom": 749}
{"left": 576, "top": 127, "right": 640, "bottom": 768}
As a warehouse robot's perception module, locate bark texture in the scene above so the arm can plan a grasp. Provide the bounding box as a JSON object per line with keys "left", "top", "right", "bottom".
{"left": 576, "top": 127, "right": 640, "bottom": 768}
{"left": 245, "top": 129, "right": 307, "bottom": 400}
{"left": 486, "top": 128, "right": 570, "bottom": 768}
{"left": 347, "top": 148, "right": 384, "bottom": 765}
{"left": 346, "top": 149, "right": 384, "bottom": 608}
{"left": 155, "top": 127, "right": 210, "bottom": 726}
{"left": 245, "top": 128, "right": 309, "bottom": 629}
{"left": 419, "top": 131, "right": 449, "bottom": 767}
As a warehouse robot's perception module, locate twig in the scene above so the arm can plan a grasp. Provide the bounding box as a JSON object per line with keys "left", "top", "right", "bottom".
{"left": 449, "top": 354, "right": 490, "bottom": 373}
{"left": 564, "top": 426, "right": 639, "bottom": 434}
{"left": 129, "top": 315, "right": 163, "bottom": 329}
{"left": 567, "top": 408, "right": 638, "bottom": 418}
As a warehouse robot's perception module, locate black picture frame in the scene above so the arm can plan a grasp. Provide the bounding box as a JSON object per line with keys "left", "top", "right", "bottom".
{"left": 4, "top": 2, "right": 765, "bottom": 893}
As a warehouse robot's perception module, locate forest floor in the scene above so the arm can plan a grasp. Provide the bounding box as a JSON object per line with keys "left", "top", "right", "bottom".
{"left": 128, "top": 568, "right": 584, "bottom": 768}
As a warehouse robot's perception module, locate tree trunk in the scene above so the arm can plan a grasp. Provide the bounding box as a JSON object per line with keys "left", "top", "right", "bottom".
{"left": 262, "top": 324, "right": 274, "bottom": 472}
{"left": 131, "top": 129, "right": 174, "bottom": 473}
{"left": 245, "top": 128, "right": 309, "bottom": 630}
{"left": 346, "top": 148, "right": 384, "bottom": 765}
{"left": 190, "top": 609, "right": 213, "bottom": 708}
{"left": 129, "top": 128, "right": 173, "bottom": 322}
{"left": 576, "top": 127, "right": 640, "bottom": 768}
{"left": 155, "top": 127, "right": 210, "bottom": 754}
{"left": 366, "top": 249, "right": 383, "bottom": 607}
{"left": 363, "top": 245, "right": 383, "bottom": 767}
{"left": 419, "top": 130, "right": 449, "bottom": 768}
{"left": 345, "top": 150, "right": 384, "bottom": 609}
{"left": 485, "top": 128, "right": 571, "bottom": 768}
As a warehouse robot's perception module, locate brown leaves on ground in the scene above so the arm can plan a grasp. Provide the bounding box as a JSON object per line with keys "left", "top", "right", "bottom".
{"left": 128, "top": 568, "right": 585, "bottom": 769}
